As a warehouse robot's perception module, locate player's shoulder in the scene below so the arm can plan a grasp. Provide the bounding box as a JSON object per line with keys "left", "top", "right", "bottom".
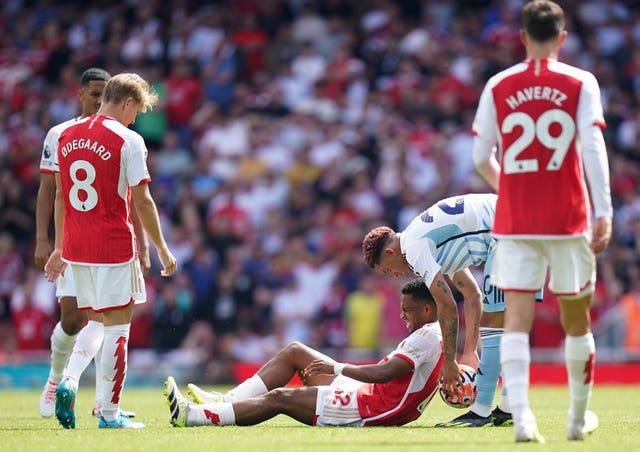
{"left": 46, "top": 117, "right": 82, "bottom": 137}
{"left": 485, "top": 61, "right": 529, "bottom": 88}
{"left": 102, "top": 118, "right": 146, "bottom": 145}
{"left": 548, "top": 60, "right": 599, "bottom": 87}
{"left": 411, "top": 322, "right": 442, "bottom": 341}
{"left": 548, "top": 60, "right": 593, "bottom": 78}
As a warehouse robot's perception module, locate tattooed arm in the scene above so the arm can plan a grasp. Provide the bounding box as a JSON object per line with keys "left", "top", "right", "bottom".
{"left": 452, "top": 268, "right": 481, "bottom": 369}
{"left": 429, "top": 271, "right": 462, "bottom": 393}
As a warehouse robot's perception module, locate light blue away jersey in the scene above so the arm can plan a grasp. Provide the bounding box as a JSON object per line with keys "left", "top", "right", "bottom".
{"left": 399, "top": 193, "right": 497, "bottom": 286}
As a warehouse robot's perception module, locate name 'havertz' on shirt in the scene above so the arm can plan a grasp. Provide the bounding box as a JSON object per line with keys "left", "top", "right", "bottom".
{"left": 60, "top": 138, "right": 112, "bottom": 160}
{"left": 505, "top": 86, "right": 567, "bottom": 110}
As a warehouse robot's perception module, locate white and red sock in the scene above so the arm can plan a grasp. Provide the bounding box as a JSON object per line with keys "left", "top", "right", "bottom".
{"left": 224, "top": 375, "right": 268, "bottom": 402}
{"left": 94, "top": 341, "right": 104, "bottom": 410}
{"left": 565, "top": 333, "right": 595, "bottom": 425}
{"left": 63, "top": 320, "right": 103, "bottom": 383}
{"left": 99, "top": 324, "right": 130, "bottom": 422}
{"left": 48, "top": 322, "right": 78, "bottom": 383}
{"left": 188, "top": 403, "right": 236, "bottom": 426}
{"left": 500, "top": 332, "right": 531, "bottom": 424}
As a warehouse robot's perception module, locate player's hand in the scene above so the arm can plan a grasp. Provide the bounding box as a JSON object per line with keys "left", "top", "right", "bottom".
{"left": 139, "top": 247, "right": 151, "bottom": 277}
{"left": 591, "top": 217, "right": 612, "bottom": 254}
{"left": 34, "top": 239, "right": 52, "bottom": 271}
{"left": 459, "top": 350, "right": 479, "bottom": 370}
{"left": 440, "top": 359, "right": 463, "bottom": 395}
{"left": 44, "top": 249, "right": 67, "bottom": 282}
{"left": 302, "top": 359, "right": 335, "bottom": 378}
{"left": 158, "top": 247, "right": 177, "bottom": 277}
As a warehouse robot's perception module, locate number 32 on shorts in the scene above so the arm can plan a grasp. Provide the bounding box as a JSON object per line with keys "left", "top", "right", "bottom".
{"left": 502, "top": 109, "right": 575, "bottom": 174}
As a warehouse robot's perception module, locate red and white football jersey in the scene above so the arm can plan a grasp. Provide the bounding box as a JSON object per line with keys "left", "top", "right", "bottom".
{"left": 40, "top": 117, "right": 83, "bottom": 174}
{"left": 473, "top": 59, "right": 610, "bottom": 238}
{"left": 357, "top": 322, "right": 443, "bottom": 426}
{"left": 54, "top": 114, "right": 151, "bottom": 265}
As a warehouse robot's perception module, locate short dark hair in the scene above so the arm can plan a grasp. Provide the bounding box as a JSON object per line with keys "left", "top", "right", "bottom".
{"left": 80, "top": 68, "right": 111, "bottom": 86}
{"left": 401, "top": 279, "right": 436, "bottom": 307}
{"left": 362, "top": 226, "right": 394, "bottom": 268}
{"left": 521, "top": 0, "right": 564, "bottom": 43}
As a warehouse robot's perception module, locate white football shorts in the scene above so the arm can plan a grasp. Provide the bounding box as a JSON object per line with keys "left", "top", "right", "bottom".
{"left": 314, "top": 374, "right": 363, "bottom": 427}
{"left": 70, "top": 259, "right": 146, "bottom": 312}
{"left": 55, "top": 266, "right": 77, "bottom": 299}
{"left": 491, "top": 234, "right": 595, "bottom": 298}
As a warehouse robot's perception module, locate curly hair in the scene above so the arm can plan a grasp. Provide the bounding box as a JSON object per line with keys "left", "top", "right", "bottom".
{"left": 401, "top": 279, "right": 436, "bottom": 308}
{"left": 362, "top": 226, "right": 395, "bottom": 268}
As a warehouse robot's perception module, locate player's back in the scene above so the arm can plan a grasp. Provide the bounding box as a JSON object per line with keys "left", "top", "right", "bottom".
{"left": 57, "top": 115, "right": 140, "bottom": 265}
{"left": 482, "top": 59, "right": 602, "bottom": 237}
{"left": 402, "top": 193, "right": 496, "bottom": 279}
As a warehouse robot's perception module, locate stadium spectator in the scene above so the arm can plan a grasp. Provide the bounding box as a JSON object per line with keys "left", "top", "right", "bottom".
{"left": 152, "top": 274, "right": 194, "bottom": 353}
{"left": 344, "top": 273, "right": 384, "bottom": 355}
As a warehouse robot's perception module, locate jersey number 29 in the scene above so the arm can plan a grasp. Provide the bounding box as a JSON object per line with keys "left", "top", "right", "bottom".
{"left": 502, "top": 109, "right": 575, "bottom": 174}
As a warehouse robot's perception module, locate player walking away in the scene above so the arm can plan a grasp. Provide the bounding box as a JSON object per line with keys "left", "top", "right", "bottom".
{"left": 362, "top": 193, "right": 521, "bottom": 427}
{"left": 472, "top": 0, "right": 612, "bottom": 443}
{"left": 165, "top": 279, "right": 443, "bottom": 428}
{"left": 45, "top": 73, "right": 177, "bottom": 429}
{"left": 36, "top": 68, "right": 145, "bottom": 420}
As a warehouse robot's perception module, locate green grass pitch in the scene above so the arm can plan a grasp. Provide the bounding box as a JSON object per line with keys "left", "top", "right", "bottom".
{"left": 0, "top": 385, "right": 638, "bottom": 452}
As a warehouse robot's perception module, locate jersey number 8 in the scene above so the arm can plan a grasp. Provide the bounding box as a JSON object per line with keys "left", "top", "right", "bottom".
{"left": 68, "top": 159, "right": 98, "bottom": 212}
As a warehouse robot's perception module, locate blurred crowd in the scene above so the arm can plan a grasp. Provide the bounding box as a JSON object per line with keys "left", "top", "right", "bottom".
{"left": 1, "top": 0, "right": 640, "bottom": 370}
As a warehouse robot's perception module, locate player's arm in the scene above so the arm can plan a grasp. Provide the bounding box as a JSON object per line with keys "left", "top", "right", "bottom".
{"left": 34, "top": 172, "right": 56, "bottom": 270}
{"left": 130, "top": 202, "right": 150, "bottom": 276}
{"left": 44, "top": 173, "right": 67, "bottom": 282}
{"left": 303, "top": 355, "right": 413, "bottom": 383}
{"left": 429, "top": 271, "right": 462, "bottom": 392}
{"left": 578, "top": 77, "right": 613, "bottom": 254}
{"left": 472, "top": 82, "right": 500, "bottom": 191}
{"left": 473, "top": 143, "right": 500, "bottom": 192}
{"left": 451, "top": 268, "right": 481, "bottom": 370}
{"left": 130, "top": 183, "right": 176, "bottom": 277}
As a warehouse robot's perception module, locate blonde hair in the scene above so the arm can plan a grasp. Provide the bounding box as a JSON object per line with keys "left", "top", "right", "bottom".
{"left": 102, "top": 72, "right": 158, "bottom": 113}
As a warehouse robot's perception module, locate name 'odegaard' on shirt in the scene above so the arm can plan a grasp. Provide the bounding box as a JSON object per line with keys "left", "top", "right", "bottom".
{"left": 505, "top": 86, "right": 568, "bottom": 110}
{"left": 60, "top": 138, "right": 112, "bottom": 160}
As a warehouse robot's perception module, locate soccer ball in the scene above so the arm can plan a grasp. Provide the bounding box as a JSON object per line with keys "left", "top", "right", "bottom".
{"left": 439, "top": 364, "right": 478, "bottom": 409}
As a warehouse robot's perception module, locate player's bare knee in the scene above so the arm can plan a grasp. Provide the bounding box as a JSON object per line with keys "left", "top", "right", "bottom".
{"left": 280, "top": 341, "right": 305, "bottom": 357}
{"left": 59, "top": 299, "right": 84, "bottom": 334}
{"left": 266, "top": 387, "right": 294, "bottom": 408}
{"left": 60, "top": 312, "right": 84, "bottom": 335}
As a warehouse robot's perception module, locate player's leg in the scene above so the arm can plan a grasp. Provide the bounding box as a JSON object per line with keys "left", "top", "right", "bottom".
{"left": 62, "top": 315, "right": 103, "bottom": 387}
{"left": 39, "top": 294, "right": 82, "bottom": 418}
{"left": 91, "top": 310, "right": 105, "bottom": 417}
{"left": 550, "top": 236, "right": 598, "bottom": 440}
{"left": 189, "top": 341, "right": 336, "bottom": 404}
{"left": 479, "top": 248, "right": 510, "bottom": 425}
{"left": 475, "top": 312, "right": 505, "bottom": 417}
{"left": 167, "top": 376, "right": 319, "bottom": 427}
{"left": 493, "top": 239, "right": 546, "bottom": 442}
{"left": 93, "top": 261, "right": 145, "bottom": 429}
{"left": 559, "top": 294, "right": 597, "bottom": 440}
{"left": 97, "top": 302, "right": 144, "bottom": 428}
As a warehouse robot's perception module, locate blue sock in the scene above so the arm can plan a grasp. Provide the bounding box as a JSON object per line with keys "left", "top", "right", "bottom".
{"left": 475, "top": 328, "right": 503, "bottom": 410}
